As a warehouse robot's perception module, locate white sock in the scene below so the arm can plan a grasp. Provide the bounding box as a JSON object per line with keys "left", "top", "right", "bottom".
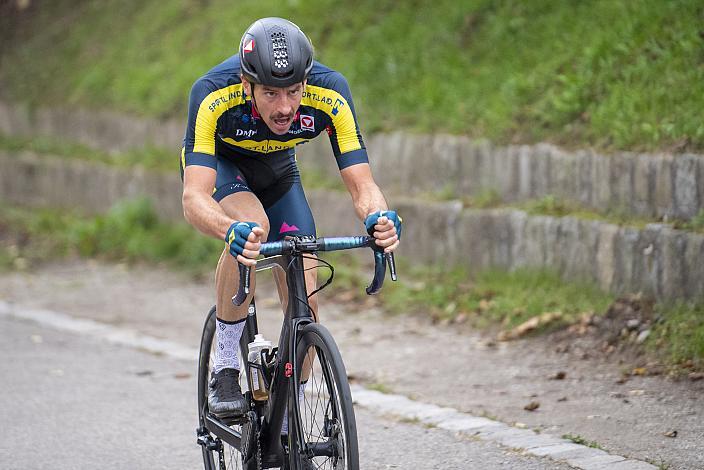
{"left": 213, "top": 318, "right": 245, "bottom": 373}
{"left": 281, "top": 382, "right": 307, "bottom": 435}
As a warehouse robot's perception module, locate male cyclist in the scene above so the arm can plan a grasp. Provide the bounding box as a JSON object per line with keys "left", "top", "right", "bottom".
{"left": 181, "top": 17, "right": 401, "bottom": 419}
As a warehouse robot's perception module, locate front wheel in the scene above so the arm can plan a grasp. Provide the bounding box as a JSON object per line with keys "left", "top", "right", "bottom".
{"left": 290, "top": 323, "right": 359, "bottom": 469}
{"left": 198, "top": 307, "right": 251, "bottom": 470}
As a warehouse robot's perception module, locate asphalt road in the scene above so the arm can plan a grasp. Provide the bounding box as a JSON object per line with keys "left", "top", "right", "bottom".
{"left": 0, "top": 316, "right": 571, "bottom": 469}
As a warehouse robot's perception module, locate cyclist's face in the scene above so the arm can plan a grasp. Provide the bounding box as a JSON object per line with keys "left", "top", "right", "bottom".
{"left": 244, "top": 80, "right": 306, "bottom": 135}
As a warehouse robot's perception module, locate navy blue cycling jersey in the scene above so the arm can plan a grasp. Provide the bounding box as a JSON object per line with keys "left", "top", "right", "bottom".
{"left": 181, "top": 55, "right": 368, "bottom": 171}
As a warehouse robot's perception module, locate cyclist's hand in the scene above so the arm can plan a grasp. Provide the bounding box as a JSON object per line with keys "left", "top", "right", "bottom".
{"left": 225, "top": 221, "right": 265, "bottom": 267}
{"left": 364, "top": 210, "right": 402, "bottom": 253}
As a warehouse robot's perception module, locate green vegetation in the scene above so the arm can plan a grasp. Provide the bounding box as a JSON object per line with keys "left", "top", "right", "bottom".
{"left": 322, "top": 251, "right": 613, "bottom": 329}
{"left": 2, "top": 0, "right": 704, "bottom": 152}
{"left": 562, "top": 433, "right": 604, "bottom": 450}
{"left": 0, "top": 199, "right": 222, "bottom": 275}
{"left": 650, "top": 302, "right": 704, "bottom": 370}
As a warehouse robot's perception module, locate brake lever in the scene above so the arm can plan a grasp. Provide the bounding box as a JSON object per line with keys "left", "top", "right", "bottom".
{"left": 231, "top": 263, "right": 251, "bottom": 306}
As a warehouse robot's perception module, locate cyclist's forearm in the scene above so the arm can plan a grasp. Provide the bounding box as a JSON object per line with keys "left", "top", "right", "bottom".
{"left": 182, "top": 188, "right": 233, "bottom": 240}
{"left": 351, "top": 184, "right": 388, "bottom": 221}
{"left": 340, "top": 164, "right": 389, "bottom": 220}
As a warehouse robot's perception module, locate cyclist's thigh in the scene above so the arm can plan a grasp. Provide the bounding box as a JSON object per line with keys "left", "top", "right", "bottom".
{"left": 264, "top": 181, "right": 316, "bottom": 242}
{"left": 213, "top": 156, "right": 269, "bottom": 232}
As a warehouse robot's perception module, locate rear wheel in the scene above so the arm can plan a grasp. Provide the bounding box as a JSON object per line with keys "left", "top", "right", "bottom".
{"left": 290, "top": 323, "right": 359, "bottom": 469}
{"left": 198, "top": 307, "right": 249, "bottom": 470}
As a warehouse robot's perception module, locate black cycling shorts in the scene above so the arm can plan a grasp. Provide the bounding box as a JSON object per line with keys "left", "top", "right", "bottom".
{"left": 210, "top": 142, "right": 316, "bottom": 242}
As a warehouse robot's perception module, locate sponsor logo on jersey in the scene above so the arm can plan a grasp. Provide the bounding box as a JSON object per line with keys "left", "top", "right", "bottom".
{"left": 236, "top": 129, "right": 257, "bottom": 138}
{"left": 332, "top": 98, "right": 345, "bottom": 116}
{"left": 208, "top": 90, "right": 243, "bottom": 112}
{"left": 244, "top": 39, "right": 255, "bottom": 53}
{"left": 300, "top": 114, "right": 315, "bottom": 131}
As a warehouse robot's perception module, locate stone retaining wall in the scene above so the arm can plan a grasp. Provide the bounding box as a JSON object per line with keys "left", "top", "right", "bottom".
{"left": 1, "top": 101, "right": 702, "bottom": 221}
{"left": 1, "top": 151, "right": 701, "bottom": 302}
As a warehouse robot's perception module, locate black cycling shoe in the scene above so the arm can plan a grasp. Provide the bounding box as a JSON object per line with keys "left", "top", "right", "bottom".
{"left": 208, "top": 368, "right": 247, "bottom": 418}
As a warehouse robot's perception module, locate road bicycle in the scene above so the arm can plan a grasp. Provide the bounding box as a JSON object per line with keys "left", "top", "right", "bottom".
{"left": 196, "top": 235, "right": 397, "bottom": 469}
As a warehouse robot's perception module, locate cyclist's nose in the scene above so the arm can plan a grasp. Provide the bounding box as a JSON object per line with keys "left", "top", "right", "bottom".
{"left": 276, "top": 96, "right": 293, "bottom": 117}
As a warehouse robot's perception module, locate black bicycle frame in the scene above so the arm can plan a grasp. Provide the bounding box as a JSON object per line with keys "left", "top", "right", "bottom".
{"left": 202, "top": 235, "right": 396, "bottom": 466}
{"left": 256, "top": 252, "right": 314, "bottom": 463}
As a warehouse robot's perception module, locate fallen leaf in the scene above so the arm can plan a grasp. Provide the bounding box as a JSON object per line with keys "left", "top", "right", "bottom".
{"left": 550, "top": 371, "right": 566, "bottom": 380}
{"left": 173, "top": 372, "right": 190, "bottom": 380}
{"left": 632, "top": 367, "right": 647, "bottom": 376}
{"left": 514, "top": 422, "right": 527, "bottom": 429}
{"left": 498, "top": 312, "right": 563, "bottom": 341}
{"left": 524, "top": 401, "right": 540, "bottom": 411}
{"left": 663, "top": 430, "right": 678, "bottom": 438}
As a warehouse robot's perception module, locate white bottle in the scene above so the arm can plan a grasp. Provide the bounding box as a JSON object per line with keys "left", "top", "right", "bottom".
{"left": 247, "top": 334, "right": 273, "bottom": 401}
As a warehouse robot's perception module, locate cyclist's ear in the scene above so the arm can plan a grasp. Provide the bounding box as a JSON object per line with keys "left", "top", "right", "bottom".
{"left": 241, "top": 76, "right": 252, "bottom": 96}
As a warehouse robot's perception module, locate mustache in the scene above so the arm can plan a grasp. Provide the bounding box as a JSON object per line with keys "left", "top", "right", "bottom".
{"left": 270, "top": 111, "right": 294, "bottom": 121}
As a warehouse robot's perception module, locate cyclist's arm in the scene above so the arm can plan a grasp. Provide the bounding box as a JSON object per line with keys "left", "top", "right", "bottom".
{"left": 339, "top": 163, "right": 387, "bottom": 219}
{"left": 340, "top": 163, "right": 399, "bottom": 252}
{"left": 182, "top": 165, "right": 234, "bottom": 240}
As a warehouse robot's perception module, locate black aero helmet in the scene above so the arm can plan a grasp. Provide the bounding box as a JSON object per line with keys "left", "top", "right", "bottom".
{"left": 239, "top": 17, "right": 314, "bottom": 88}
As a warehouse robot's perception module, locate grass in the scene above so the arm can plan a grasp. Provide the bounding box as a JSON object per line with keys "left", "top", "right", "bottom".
{"left": 562, "top": 433, "right": 605, "bottom": 450}
{"left": 2, "top": 0, "right": 704, "bottom": 152}
{"left": 649, "top": 302, "right": 704, "bottom": 371}
{"left": 319, "top": 251, "right": 614, "bottom": 330}
{"left": 0, "top": 199, "right": 222, "bottom": 275}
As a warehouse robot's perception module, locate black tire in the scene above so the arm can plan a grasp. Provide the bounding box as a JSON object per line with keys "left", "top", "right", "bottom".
{"left": 198, "top": 307, "right": 248, "bottom": 470}
{"left": 290, "top": 323, "right": 359, "bottom": 469}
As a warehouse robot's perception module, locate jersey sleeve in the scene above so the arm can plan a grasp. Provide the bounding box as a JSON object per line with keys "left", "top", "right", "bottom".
{"left": 324, "top": 73, "right": 369, "bottom": 170}
{"left": 182, "top": 78, "right": 219, "bottom": 170}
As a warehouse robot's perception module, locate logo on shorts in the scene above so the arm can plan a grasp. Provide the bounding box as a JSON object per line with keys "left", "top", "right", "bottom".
{"left": 279, "top": 222, "right": 300, "bottom": 234}
{"left": 300, "top": 114, "right": 315, "bottom": 131}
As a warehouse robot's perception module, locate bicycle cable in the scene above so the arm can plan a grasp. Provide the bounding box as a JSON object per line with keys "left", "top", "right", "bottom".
{"left": 286, "top": 254, "right": 335, "bottom": 319}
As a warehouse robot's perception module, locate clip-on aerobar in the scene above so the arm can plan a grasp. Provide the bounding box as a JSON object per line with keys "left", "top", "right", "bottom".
{"left": 232, "top": 236, "right": 397, "bottom": 306}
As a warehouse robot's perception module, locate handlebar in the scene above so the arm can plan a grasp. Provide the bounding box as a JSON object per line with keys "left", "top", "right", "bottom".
{"left": 231, "top": 235, "right": 397, "bottom": 306}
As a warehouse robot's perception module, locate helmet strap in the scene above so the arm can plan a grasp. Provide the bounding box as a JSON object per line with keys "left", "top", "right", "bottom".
{"left": 246, "top": 81, "right": 260, "bottom": 118}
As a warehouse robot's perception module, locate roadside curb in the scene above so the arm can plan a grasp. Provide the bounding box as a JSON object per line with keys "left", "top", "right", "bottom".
{"left": 0, "top": 300, "right": 657, "bottom": 469}
{"left": 0, "top": 300, "right": 198, "bottom": 361}
{"left": 350, "top": 386, "right": 657, "bottom": 470}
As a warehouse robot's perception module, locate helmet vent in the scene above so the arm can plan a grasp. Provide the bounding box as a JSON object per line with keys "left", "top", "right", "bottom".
{"left": 270, "top": 28, "right": 289, "bottom": 69}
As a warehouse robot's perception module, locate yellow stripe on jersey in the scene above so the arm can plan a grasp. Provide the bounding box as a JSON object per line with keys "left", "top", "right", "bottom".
{"left": 220, "top": 137, "right": 308, "bottom": 153}
{"left": 180, "top": 147, "right": 186, "bottom": 171}
{"left": 302, "top": 85, "right": 362, "bottom": 154}
{"left": 193, "top": 84, "right": 246, "bottom": 155}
